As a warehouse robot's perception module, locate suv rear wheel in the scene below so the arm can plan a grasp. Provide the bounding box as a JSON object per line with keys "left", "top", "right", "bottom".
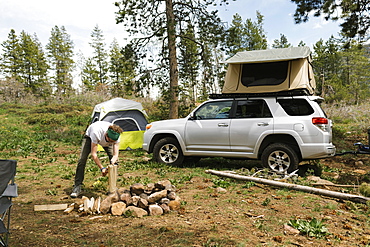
{"left": 261, "top": 143, "right": 299, "bottom": 174}
{"left": 153, "top": 137, "right": 184, "bottom": 165}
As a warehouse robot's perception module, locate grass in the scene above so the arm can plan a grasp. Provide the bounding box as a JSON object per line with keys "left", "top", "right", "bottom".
{"left": 1, "top": 101, "right": 370, "bottom": 246}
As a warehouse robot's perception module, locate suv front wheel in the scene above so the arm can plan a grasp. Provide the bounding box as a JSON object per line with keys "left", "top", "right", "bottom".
{"left": 153, "top": 137, "right": 184, "bottom": 166}
{"left": 261, "top": 143, "right": 299, "bottom": 174}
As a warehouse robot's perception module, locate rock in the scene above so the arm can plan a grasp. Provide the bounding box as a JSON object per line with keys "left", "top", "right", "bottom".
{"left": 149, "top": 204, "right": 163, "bottom": 216}
{"left": 216, "top": 187, "right": 227, "bottom": 193}
{"left": 148, "top": 190, "right": 168, "bottom": 204}
{"left": 145, "top": 183, "right": 155, "bottom": 194}
{"left": 120, "top": 192, "right": 133, "bottom": 205}
{"left": 168, "top": 197, "right": 181, "bottom": 211}
{"left": 139, "top": 193, "right": 149, "bottom": 200}
{"left": 155, "top": 180, "right": 172, "bottom": 190}
{"left": 138, "top": 198, "right": 149, "bottom": 209}
{"left": 100, "top": 197, "right": 112, "bottom": 214}
{"left": 110, "top": 191, "right": 120, "bottom": 203}
{"left": 160, "top": 198, "right": 170, "bottom": 204}
{"left": 283, "top": 224, "right": 300, "bottom": 235}
{"left": 124, "top": 206, "right": 148, "bottom": 218}
{"left": 131, "top": 196, "right": 140, "bottom": 206}
{"left": 130, "top": 183, "right": 145, "bottom": 195}
{"left": 167, "top": 191, "right": 176, "bottom": 200}
{"left": 354, "top": 169, "right": 367, "bottom": 175}
{"left": 160, "top": 203, "right": 171, "bottom": 214}
{"left": 111, "top": 202, "right": 126, "bottom": 216}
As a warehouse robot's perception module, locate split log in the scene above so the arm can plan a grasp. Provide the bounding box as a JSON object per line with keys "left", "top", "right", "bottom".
{"left": 205, "top": 170, "right": 370, "bottom": 204}
{"left": 34, "top": 204, "right": 68, "bottom": 211}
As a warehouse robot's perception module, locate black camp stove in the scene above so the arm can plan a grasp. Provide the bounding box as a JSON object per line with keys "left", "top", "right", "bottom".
{"left": 335, "top": 128, "right": 370, "bottom": 156}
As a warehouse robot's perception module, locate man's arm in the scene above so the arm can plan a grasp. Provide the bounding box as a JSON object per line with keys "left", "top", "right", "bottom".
{"left": 110, "top": 142, "right": 120, "bottom": 164}
{"left": 90, "top": 143, "right": 108, "bottom": 175}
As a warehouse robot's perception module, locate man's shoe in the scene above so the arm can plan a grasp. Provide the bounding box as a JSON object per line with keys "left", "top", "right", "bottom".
{"left": 70, "top": 185, "right": 81, "bottom": 198}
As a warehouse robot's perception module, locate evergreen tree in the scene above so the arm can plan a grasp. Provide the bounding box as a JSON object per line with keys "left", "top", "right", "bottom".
{"left": 312, "top": 36, "right": 341, "bottom": 98}
{"left": 225, "top": 11, "right": 267, "bottom": 56}
{"left": 272, "top": 34, "right": 291, "bottom": 48}
{"left": 244, "top": 11, "right": 268, "bottom": 51}
{"left": 46, "top": 26, "right": 75, "bottom": 95}
{"left": 0, "top": 29, "right": 22, "bottom": 79}
{"left": 18, "top": 31, "right": 50, "bottom": 96}
{"left": 115, "top": 0, "right": 229, "bottom": 119}
{"left": 225, "top": 13, "right": 245, "bottom": 55}
{"left": 89, "top": 25, "right": 109, "bottom": 88}
{"left": 291, "top": 0, "right": 370, "bottom": 42}
{"left": 81, "top": 57, "right": 99, "bottom": 91}
{"left": 178, "top": 23, "right": 199, "bottom": 102}
{"left": 109, "top": 40, "right": 139, "bottom": 96}
{"left": 340, "top": 42, "right": 370, "bottom": 104}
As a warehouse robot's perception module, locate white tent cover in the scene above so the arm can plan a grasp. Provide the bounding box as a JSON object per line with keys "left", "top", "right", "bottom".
{"left": 92, "top": 98, "right": 147, "bottom": 120}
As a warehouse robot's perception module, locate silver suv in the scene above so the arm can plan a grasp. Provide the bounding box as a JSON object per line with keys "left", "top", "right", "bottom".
{"left": 143, "top": 93, "right": 336, "bottom": 173}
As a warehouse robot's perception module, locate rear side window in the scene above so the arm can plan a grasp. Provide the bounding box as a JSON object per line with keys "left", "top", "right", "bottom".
{"left": 235, "top": 100, "right": 272, "bottom": 118}
{"left": 278, "top": 99, "right": 314, "bottom": 116}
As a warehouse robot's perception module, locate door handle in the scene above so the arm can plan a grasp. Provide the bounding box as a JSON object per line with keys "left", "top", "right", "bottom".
{"left": 218, "top": 123, "right": 229, "bottom": 127}
{"left": 257, "top": 122, "right": 269, "bottom": 126}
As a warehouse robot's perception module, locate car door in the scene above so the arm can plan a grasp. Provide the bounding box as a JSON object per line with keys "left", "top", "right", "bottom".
{"left": 185, "top": 100, "right": 233, "bottom": 152}
{"left": 229, "top": 99, "right": 273, "bottom": 154}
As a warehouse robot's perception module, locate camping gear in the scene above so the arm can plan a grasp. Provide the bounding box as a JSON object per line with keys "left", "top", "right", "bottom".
{"left": 222, "top": 46, "right": 316, "bottom": 95}
{"left": 0, "top": 159, "right": 17, "bottom": 247}
{"left": 91, "top": 98, "right": 148, "bottom": 151}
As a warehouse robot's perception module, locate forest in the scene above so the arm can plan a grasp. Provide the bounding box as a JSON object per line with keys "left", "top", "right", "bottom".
{"left": 0, "top": 0, "right": 369, "bottom": 119}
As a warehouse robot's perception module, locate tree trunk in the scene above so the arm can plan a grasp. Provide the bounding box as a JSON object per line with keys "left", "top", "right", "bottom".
{"left": 165, "top": 0, "right": 179, "bottom": 119}
{"left": 205, "top": 170, "right": 370, "bottom": 204}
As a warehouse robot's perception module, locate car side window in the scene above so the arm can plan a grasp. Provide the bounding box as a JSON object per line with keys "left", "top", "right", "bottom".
{"left": 277, "top": 99, "right": 314, "bottom": 116}
{"left": 235, "top": 100, "right": 272, "bottom": 118}
{"left": 195, "top": 101, "right": 233, "bottom": 119}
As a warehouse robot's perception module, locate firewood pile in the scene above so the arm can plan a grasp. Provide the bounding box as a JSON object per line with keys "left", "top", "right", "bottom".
{"left": 64, "top": 180, "right": 181, "bottom": 217}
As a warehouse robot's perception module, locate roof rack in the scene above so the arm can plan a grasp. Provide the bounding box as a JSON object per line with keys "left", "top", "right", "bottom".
{"left": 209, "top": 89, "right": 312, "bottom": 99}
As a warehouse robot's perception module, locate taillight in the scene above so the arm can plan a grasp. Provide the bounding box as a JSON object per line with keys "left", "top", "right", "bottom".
{"left": 312, "top": 117, "right": 328, "bottom": 125}
{"left": 146, "top": 124, "right": 152, "bottom": 130}
{"left": 312, "top": 117, "right": 329, "bottom": 131}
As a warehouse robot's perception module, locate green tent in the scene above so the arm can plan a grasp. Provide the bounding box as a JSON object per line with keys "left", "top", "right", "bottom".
{"left": 91, "top": 98, "right": 148, "bottom": 151}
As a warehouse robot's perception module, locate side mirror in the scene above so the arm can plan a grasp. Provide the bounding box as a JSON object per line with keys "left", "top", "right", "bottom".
{"left": 188, "top": 114, "right": 195, "bottom": 120}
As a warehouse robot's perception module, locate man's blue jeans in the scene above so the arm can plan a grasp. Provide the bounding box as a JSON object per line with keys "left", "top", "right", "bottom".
{"left": 74, "top": 136, "right": 113, "bottom": 187}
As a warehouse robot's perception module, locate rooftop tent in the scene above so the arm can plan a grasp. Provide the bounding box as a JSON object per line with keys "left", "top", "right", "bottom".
{"left": 91, "top": 98, "right": 148, "bottom": 151}
{"left": 222, "top": 46, "right": 316, "bottom": 95}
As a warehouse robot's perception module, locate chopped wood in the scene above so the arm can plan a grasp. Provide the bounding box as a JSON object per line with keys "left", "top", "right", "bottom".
{"left": 34, "top": 204, "right": 68, "bottom": 211}
{"left": 108, "top": 164, "right": 118, "bottom": 194}
{"left": 205, "top": 170, "right": 370, "bottom": 204}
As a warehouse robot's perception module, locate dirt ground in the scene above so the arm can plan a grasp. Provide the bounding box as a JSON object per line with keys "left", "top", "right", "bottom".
{"left": 6, "top": 150, "right": 370, "bottom": 246}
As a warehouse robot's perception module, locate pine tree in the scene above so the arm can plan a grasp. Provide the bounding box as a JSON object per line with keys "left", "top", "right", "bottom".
{"left": 115, "top": 0, "right": 229, "bottom": 119}
{"left": 291, "top": 0, "right": 369, "bottom": 42}
{"left": 18, "top": 31, "right": 50, "bottom": 96}
{"left": 0, "top": 29, "right": 22, "bottom": 80}
{"left": 46, "top": 26, "right": 74, "bottom": 95}
{"left": 179, "top": 23, "right": 199, "bottom": 102}
{"left": 109, "top": 40, "right": 139, "bottom": 96}
{"left": 89, "top": 25, "right": 109, "bottom": 87}
{"left": 272, "top": 34, "right": 291, "bottom": 48}
{"left": 244, "top": 11, "right": 268, "bottom": 51}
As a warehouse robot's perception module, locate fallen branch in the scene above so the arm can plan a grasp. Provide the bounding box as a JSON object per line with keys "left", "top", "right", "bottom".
{"left": 312, "top": 183, "right": 359, "bottom": 188}
{"left": 205, "top": 170, "right": 370, "bottom": 204}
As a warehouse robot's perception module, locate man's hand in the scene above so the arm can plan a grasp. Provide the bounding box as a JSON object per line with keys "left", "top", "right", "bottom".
{"left": 101, "top": 167, "right": 108, "bottom": 177}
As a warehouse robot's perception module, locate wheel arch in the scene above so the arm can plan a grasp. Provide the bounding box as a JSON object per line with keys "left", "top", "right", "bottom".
{"left": 148, "top": 133, "right": 179, "bottom": 153}
{"left": 258, "top": 134, "right": 302, "bottom": 160}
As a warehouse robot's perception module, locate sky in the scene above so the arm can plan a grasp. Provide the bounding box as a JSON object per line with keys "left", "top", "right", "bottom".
{"left": 0, "top": 0, "right": 342, "bottom": 58}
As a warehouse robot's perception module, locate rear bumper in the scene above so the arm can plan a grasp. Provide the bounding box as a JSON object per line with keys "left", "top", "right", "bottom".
{"left": 301, "top": 144, "right": 336, "bottom": 159}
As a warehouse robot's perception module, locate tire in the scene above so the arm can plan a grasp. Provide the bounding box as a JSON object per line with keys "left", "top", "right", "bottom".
{"left": 153, "top": 137, "right": 184, "bottom": 166}
{"left": 261, "top": 143, "right": 299, "bottom": 174}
